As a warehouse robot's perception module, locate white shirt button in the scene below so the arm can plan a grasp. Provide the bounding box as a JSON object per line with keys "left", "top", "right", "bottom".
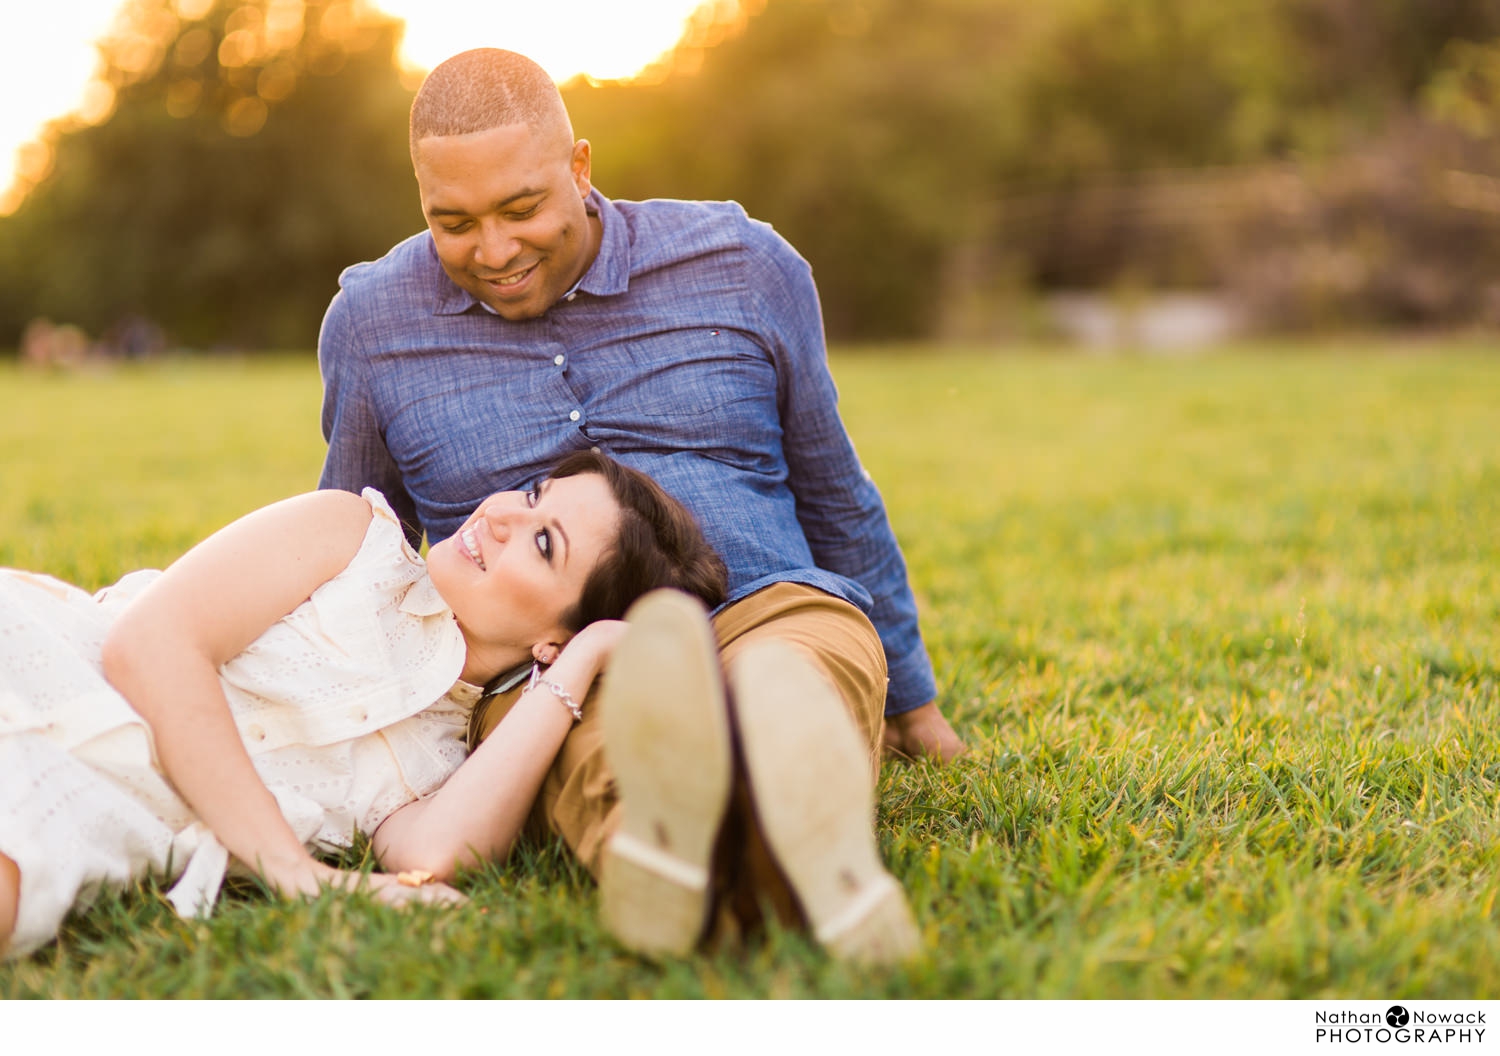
{"left": 553, "top": 354, "right": 565, "bottom": 366}
{"left": 569, "top": 410, "right": 581, "bottom": 422}
{"left": 565, "top": 293, "right": 577, "bottom": 302}
{"left": 353, "top": 708, "right": 368, "bottom": 723}
{"left": 247, "top": 724, "right": 266, "bottom": 742}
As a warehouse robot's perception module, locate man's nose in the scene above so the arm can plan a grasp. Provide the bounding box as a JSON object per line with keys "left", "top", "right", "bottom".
{"left": 474, "top": 222, "right": 519, "bottom": 270}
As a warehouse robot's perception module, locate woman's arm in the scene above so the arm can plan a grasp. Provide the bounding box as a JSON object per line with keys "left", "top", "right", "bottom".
{"left": 372, "top": 620, "right": 627, "bottom": 880}
{"left": 102, "top": 490, "right": 457, "bottom": 903}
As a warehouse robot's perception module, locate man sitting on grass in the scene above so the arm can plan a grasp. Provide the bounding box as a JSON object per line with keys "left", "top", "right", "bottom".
{"left": 317, "top": 47, "right": 963, "bottom": 963}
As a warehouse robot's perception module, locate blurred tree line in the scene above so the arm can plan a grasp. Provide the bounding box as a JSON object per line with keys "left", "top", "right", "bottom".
{"left": 0, "top": 0, "right": 418, "bottom": 349}
{"left": 3, "top": 0, "right": 1500, "bottom": 349}
{"left": 570, "top": 0, "right": 1500, "bottom": 336}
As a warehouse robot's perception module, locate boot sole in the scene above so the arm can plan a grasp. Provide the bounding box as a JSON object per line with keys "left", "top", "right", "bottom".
{"left": 598, "top": 590, "right": 732, "bottom": 957}
{"left": 728, "top": 641, "right": 921, "bottom": 965}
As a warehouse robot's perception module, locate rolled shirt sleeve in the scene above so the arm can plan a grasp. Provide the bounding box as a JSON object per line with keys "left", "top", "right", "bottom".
{"left": 748, "top": 232, "right": 938, "bottom": 715}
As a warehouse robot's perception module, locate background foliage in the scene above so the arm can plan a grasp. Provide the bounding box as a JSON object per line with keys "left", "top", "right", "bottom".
{"left": 0, "top": 0, "right": 420, "bottom": 349}
{"left": 3, "top": 0, "right": 1500, "bottom": 346}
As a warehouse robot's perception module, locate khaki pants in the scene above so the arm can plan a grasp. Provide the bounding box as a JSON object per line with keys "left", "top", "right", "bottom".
{"left": 467, "top": 583, "right": 887, "bottom": 876}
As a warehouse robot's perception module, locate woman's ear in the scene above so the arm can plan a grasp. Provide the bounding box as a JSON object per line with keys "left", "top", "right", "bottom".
{"left": 532, "top": 641, "right": 563, "bottom": 666}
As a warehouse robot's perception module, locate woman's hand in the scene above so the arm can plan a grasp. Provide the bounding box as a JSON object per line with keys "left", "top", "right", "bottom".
{"left": 260, "top": 856, "right": 466, "bottom": 907}
{"left": 373, "top": 620, "right": 632, "bottom": 878}
{"left": 541, "top": 619, "right": 629, "bottom": 692}
{"left": 359, "top": 871, "right": 467, "bottom": 908}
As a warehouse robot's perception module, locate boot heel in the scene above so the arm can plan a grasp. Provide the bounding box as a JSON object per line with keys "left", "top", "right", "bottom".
{"left": 817, "top": 872, "right": 921, "bottom": 965}
{"left": 600, "top": 832, "right": 713, "bottom": 956}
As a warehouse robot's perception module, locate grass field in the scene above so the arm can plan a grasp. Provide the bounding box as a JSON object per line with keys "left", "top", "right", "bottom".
{"left": 2, "top": 341, "right": 1498, "bottom": 998}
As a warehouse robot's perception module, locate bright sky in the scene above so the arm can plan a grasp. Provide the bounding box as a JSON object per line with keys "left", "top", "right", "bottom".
{"left": 0, "top": 0, "right": 709, "bottom": 206}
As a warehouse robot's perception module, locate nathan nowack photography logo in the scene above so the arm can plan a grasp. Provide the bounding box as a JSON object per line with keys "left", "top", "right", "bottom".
{"left": 1315, "top": 1005, "right": 1486, "bottom": 1045}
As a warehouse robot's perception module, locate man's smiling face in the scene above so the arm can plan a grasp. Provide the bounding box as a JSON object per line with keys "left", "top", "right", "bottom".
{"left": 414, "top": 123, "right": 600, "bottom": 320}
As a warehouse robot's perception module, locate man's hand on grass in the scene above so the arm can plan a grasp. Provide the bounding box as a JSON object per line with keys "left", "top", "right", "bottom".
{"left": 882, "top": 701, "right": 966, "bottom": 764}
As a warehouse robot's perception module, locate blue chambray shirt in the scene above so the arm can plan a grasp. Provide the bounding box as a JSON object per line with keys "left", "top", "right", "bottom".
{"left": 318, "top": 190, "right": 937, "bottom": 716}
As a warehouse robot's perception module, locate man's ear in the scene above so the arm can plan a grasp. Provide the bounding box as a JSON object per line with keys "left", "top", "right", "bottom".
{"left": 571, "top": 139, "right": 592, "bottom": 198}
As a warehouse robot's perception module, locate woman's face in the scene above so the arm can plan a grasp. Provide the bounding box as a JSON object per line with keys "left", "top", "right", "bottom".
{"left": 427, "top": 472, "right": 620, "bottom": 679}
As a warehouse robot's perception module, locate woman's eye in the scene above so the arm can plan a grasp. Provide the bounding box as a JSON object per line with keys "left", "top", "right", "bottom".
{"left": 527, "top": 483, "right": 541, "bottom": 507}
{"left": 535, "top": 528, "right": 552, "bottom": 562}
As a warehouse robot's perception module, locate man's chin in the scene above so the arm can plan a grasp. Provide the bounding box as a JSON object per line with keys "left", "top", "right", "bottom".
{"left": 467, "top": 282, "right": 544, "bottom": 319}
{"left": 483, "top": 296, "right": 547, "bottom": 321}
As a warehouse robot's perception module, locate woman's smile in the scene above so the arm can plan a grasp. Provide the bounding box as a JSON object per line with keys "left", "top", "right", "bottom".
{"left": 460, "top": 526, "right": 486, "bottom": 570}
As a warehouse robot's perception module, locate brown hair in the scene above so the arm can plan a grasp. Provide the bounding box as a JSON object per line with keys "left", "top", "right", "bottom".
{"left": 547, "top": 450, "right": 727, "bottom": 631}
{"left": 409, "top": 48, "right": 572, "bottom": 159}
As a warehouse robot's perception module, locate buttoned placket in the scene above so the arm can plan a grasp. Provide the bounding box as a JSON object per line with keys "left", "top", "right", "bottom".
{"left": 545, "top": 308, "right": 586, "bottom": 434}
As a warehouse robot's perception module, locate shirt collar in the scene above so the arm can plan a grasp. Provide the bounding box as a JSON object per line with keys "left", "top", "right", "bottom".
{"left": 431, "top": 189, "right": 629, "bottom": 316}
{"left": 575, "top": 189, "right": 631, "bottom": 297}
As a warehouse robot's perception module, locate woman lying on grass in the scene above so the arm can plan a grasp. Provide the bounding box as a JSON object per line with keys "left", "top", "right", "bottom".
{"left": 0, "top": 450, "right": 726, "bottom": 959}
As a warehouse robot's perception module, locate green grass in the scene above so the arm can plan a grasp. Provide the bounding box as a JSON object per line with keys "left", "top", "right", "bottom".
{"left": 2, "top": 340, "right": 1499, "bottom": 998}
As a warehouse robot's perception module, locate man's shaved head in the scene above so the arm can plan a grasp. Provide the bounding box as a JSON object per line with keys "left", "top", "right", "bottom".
{"left": 410, "top": 48, "right": 574, "bottom": 159}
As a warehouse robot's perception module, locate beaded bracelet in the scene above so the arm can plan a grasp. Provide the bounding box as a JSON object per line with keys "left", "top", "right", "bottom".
{"left": 527, "top": 661, "right": 584, "bottom": 723}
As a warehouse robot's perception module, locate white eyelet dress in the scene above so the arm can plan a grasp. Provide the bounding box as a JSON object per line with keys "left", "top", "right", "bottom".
{"left": 0, "top": 489, "right": 476, "bottom": 960}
